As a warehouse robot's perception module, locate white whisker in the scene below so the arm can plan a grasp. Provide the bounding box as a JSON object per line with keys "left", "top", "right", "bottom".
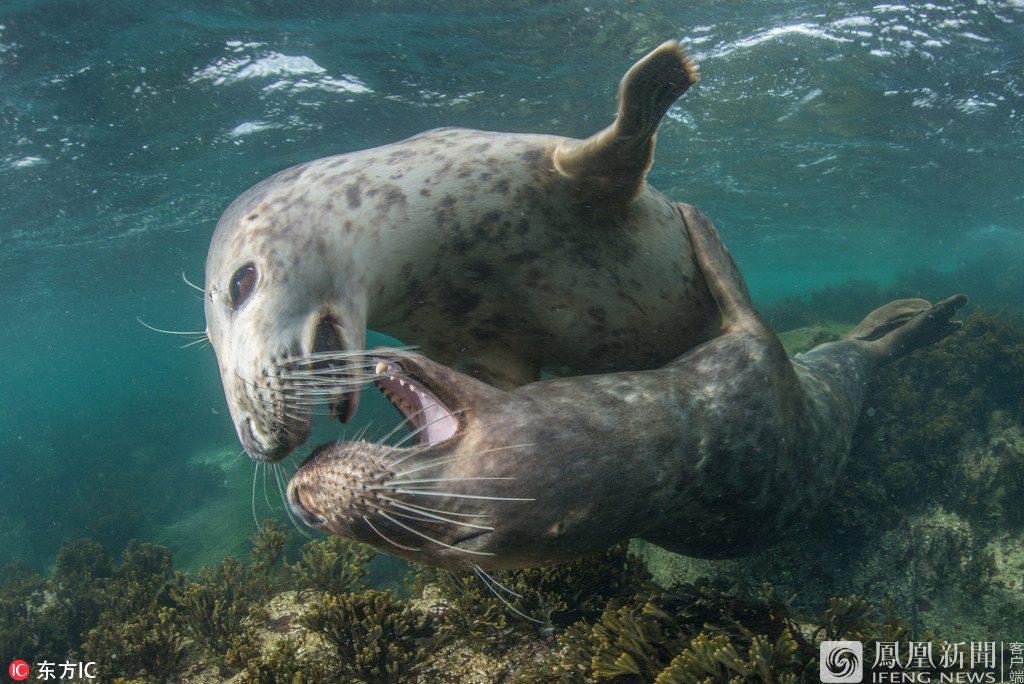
{"left": 179, "top": 336, "right": 211, "bottom": 350}
{"left": 382, "top": 477, "right": 516, "bottom": 487}
{"left": 378, "top": 512, "right": 495, "bottom": 557}
{"left": 137, "top": 317, "right": 208, "bottom": 339}
{"left": 230, "top": 448, "right": 247, "bottom": 467}
{"left": 388, "top": 444, "right": 533, "bottom": 479}
{"left": 363, "top": 514, "right": 421, "bottom": 552}
{"left": 390, "top": 489, "right": 534, "bottom": 502}
{"left": 378, "top": 496, "right": 491, "bottom": 520}
{"left": 373, "top": 416, "right": 419, "bottom": 450}
{"left": 379, "top": 496, "right": 494, "bottom": 531}
{"left": 472, "top": 565, "right": 543, "bottom": 624}
{"left": 251, "top": 464, "right": 261, "bottom": 528}
{"left": 181, "top": 271, "right": 204, "bottom": 293}
{"left": 262, "top": 459, "right": 277, "bottom": 512}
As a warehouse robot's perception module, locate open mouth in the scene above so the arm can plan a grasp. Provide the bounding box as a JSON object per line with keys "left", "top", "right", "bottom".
{"left": 373, "top": 360, "right": 460, "bottom": 445}
{"left": 311, "top": 316, "right": 358, "bottom": 423}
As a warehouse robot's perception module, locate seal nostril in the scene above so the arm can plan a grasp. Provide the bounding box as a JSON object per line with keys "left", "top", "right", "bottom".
{"left": 287, "top": 486, "right": 327, "bottom": 528}
{"left": 290, "top": 498, "right": 326, "bottom": 528}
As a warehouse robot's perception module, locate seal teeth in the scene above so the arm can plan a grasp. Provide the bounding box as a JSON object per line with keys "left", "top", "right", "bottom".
{"left": 374, "top": 362, "right": 387, "bottom": 375}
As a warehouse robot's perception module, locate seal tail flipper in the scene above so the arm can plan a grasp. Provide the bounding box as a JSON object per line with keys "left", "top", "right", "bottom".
{"left": 553, "top": 41, "right": 699, "bottom": 203}
{"left": 846, "top": 295, "right": 968, "bottom": 362}
{"left": 676, "top": 203, "right": 766, "bottom": 338}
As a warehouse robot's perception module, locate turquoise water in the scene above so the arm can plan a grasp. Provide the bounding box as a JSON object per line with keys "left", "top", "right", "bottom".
{"left": 1, "top": 0, "right": 1022, "bottom": 577}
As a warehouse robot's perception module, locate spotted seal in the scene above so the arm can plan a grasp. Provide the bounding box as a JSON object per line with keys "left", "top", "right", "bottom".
{"left": 204, "top": 41, "right": 717, "bottom": 462}
{"left": 286, "top": 204, "right": 967, "bottom": 570}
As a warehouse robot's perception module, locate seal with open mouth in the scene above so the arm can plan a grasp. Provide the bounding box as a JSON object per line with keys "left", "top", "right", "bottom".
{"left": 204, "top": 41, "right": 717, "bottom": 462}
{"left": 286, "top": 204, "right": 968, "bottom": 569}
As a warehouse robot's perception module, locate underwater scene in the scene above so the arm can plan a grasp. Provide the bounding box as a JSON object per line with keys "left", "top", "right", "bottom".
{"left": 2, "top": 0, "right": 1023, "bottom": 681}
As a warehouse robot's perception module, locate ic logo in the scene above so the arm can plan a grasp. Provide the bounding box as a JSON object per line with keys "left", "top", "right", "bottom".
{"left": 9, "top": 660, "right": 30, "bottom": 681}
{"left": 820, "top": 640, "right": 863, "bottom": 682}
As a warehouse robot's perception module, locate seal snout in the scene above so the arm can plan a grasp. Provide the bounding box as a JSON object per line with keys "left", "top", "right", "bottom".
{"left": 239, "top": 417, "right": 297, "bottom": 463}
{"left": 286, "top": 478, "right": 328, "bottom": 529}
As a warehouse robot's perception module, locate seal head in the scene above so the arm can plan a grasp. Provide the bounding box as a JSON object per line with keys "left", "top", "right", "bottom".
{"left": 205, "top": 189, "right": 367, "bottom": 461}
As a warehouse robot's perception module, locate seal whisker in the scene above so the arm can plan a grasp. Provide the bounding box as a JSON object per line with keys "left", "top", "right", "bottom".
{"left": 380, "top": 497, "right": 495, "bottom": 531}
{"left": 179, "top": 336, "right": 212, "bottom": 350}
{"left": 362, "top": 515, "right": 422, "bottom": 552}
{"left": 181, "top": 270, "right": 204, "bottom": 293}
{"left": 380, "top": 477, "right": 516, "bottom": 487}
{"left": 386, "top": 444, "right": 534, "bottom": 479}
{"left": 251, "top": 463, "right": 262, "bottom": 528}
{"left": 281, "top": 349, "right": 412, "bottom": 369}
{"left": 377, "top": 511, "right": 496, "bottom": 557}
{"left": 284, "top": 385, "right": 367, "bottom": 398}
{"left": 372, "top": 416, "right": 424, "bottom": 451}
{"left": 137, "top": 317, "right": 210, "bottom": 349}
{"left": 279, "top": 377, "right": 368, "bottom": 387}
{"left": 472, "top": 565, "right": 543, "bottom": 624}
{"left": 442, "top": 570, "right": 471, "bottom": 598}
{"left": 377, "top": 496, "right": 492, "bottom": 521}
{"left": 389, "top": 488, "right": 535, "bottom": 503}
{"left": 136, "top": 316, "right": 208, "bottom": 338}
{"left": 277, "top": 369, "right": 373, "bottom": 383}
{"left": 261, "top": 460, "right": 279, "bottom": 513}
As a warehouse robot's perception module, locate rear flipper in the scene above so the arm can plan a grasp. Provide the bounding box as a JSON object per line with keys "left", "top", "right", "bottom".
{"left": 845, "top": 295, "right": 969, "bottom": 363}
{"left": 553, "top": 41, "right": 699, "bottom": 204}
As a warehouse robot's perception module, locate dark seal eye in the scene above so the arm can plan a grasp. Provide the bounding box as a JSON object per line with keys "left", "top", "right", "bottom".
{"left": 229, "top": 264, "right": 257, "bottom": 309}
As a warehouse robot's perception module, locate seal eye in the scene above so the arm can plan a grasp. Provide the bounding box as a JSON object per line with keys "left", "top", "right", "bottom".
{"left": 229, "top": 264, "right": 257, "bottom": 309}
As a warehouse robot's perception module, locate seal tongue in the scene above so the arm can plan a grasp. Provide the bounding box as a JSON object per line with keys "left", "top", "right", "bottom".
{"left": 373, "top": 361, "right": 458, "bottom": 445}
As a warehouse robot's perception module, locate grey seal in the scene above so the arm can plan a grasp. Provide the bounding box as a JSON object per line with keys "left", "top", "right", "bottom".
{"left": 204, "top": 41, "right": 716, "bottom": 462}
{"left": 286, "top": 204, "right": 967, "bottom": 570}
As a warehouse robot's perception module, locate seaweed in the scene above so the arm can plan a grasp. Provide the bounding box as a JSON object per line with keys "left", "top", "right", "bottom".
{"left": 2, "top": 521, "right": 970, "bottom": 683}
{"left": 534, "top": 580, "right": 807, "bottom": 682}
{"left": 299, "top": 588, "right": 434, "bottom": 683}
{"left": 51, "top": 538, "right": 116, "bottom": 652}
{"left": 0, "top": 561, "right": 55, "bottom": 663}
{"left": 170, "top": 556, "right": 255, "bottom": 661}
{"left": 84, "top": 606, "right": 185, "bottom": 682}
{"left": 290, "top": 535, "right": 376, "bottom": 597}
{"left": 530, "top": 581, "right": 953, "bottom": 683}
{"left": 82, "top": 541, "right": 185, "bottom": 681}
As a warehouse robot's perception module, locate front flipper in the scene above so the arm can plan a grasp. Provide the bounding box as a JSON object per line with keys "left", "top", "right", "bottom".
{"left": 553, "top": 40, "right": 699, "bottom": 204}
{"left": 676, "top": 203, "right": 763, "bottom": 339}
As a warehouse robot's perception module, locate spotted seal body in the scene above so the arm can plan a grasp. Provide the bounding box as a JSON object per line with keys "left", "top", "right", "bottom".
{"left": 205, "top": 42, "right": 714, "bottom": 462}
{"left": 287, "top": 204, "right": 967, "bottom": 570}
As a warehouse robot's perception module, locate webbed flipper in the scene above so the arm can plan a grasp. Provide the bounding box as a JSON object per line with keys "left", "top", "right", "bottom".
{"left": 847, "top": 295, "right": 968, "bottom": 363}
{"left": 553, "top": 40, "right": 699, "bottom": 204}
